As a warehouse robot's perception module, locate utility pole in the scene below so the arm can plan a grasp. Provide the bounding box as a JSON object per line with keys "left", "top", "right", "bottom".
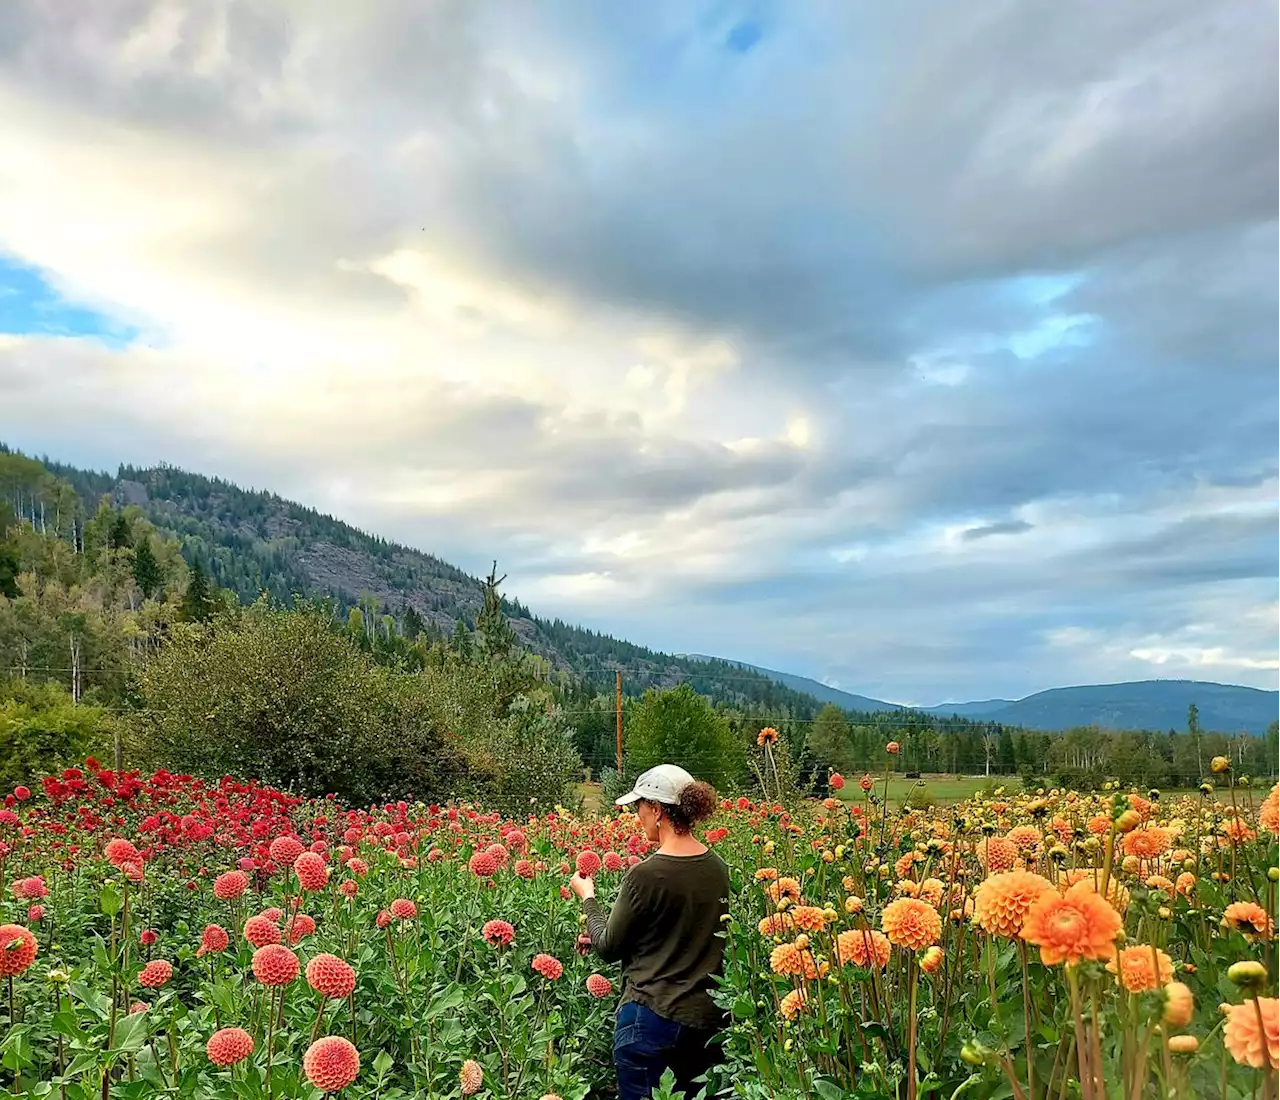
{"left": 616, "top": 671, "right": 624, "bottom": 778}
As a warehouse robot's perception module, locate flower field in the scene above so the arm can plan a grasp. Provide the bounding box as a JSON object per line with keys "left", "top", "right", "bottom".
{"left": 0, "top": 751, "right": 1277, "bottom": 1100}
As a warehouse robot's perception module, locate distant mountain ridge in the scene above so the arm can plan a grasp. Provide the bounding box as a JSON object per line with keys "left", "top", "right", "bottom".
{"left": 695, "top": 657, "right": 1277, "bottom": 735}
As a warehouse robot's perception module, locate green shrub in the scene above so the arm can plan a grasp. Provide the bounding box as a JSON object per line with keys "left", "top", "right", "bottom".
{"left": 0, "top": 678, "right": 114, "bottom": 789}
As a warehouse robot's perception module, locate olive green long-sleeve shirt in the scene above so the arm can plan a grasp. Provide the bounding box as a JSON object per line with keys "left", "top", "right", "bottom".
{"left": 582, "top": 849, "right": 730, "bottom": 1029}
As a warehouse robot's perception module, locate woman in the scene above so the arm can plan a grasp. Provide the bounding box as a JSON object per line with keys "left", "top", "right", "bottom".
{"left": 569, "top": 763, "right": 730, "bottom": 1100}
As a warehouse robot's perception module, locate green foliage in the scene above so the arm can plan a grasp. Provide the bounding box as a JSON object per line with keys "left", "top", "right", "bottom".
{"left": 0, "top": 678, "right": 114, "bottom": 788}
{"left": 180, "top": 558, "right": 216, "bottom": 622}
{"left": 624, "top": 683, "right": 745, "bottom": 792}
{"left": 806, "top": 703, "right": 856, "bottom": 775}
{"left": 131, "top": 537, "right": 162, "bottom": 597}
{"left": 0, "top": 540, "right": 18, "bottom": 599}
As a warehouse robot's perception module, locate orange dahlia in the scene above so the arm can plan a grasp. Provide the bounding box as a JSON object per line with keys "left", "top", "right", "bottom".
{"left": 1163, "top": 981, "right": 1195, "bottom": 1028}
{"left": 972, "top": 871, "right": 1055, "bottom": 938}
{"left": 1222, "top": 998, "right": 1279, "bottom": 1069}
{"left": 1260, "top": 783, "right": 1279, "bottom": 836}
{"left": 1061, "top": 868, "right": 1130, "bottom": 912}
{"left": 770, "top": 942, "right": 807, "bottom": 977}
{"left": 976, "top": 836, "right": 1020, "bottom": 874}
{"left": 758, "top": 912, "right": 795, "bottom": 938}
{"left": 920, "top": 946, "right": 944, "bottom": 974}
{"left": 1122, "top": 827, "right": 1171, "bottom": 861}
{"left": 836, "top": 928, "right": 891, "bottom": 969}
{"left": 767, "top": 877, "right": 803, "bottom": 906}
{"left": 758, "top": 727, "right": 779, "bottom": 746}
{"left": 881, "top": 897, "right": 941, "bottom": 951}
{"left": 137, "top": 960, "right": 173, "bottom": 988}
{"left": 779, "top": 987, "right": 809, "bottom": 1021}
{"left": 790, "top": 906, "right": 829, "bottom": 932}
{"left": 1021, "top": 883, "right": 1123, "bottom": 966}
{"left": 1223, "top": 901, "right": 1274, "bottom": 938}
{"left": 1107, "top": 945, "right": 1174, "bottom": 993}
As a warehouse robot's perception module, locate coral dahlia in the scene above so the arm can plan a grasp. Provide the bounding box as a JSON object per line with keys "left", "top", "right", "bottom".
{"left": 138, "top": 960, "right": 173, "bottom": 988}
{"left": 1107, "top": 945, "right": 1174, "bottom": 993}
{"left": 251, "top": 944, "right": 299, "bottom": 986}
{"left": 244, "top": 914, "right": 281, "bottom": 948}
{"left": 531, "top": 953, "right": 563, "bottom": 980}
{"left": 207, "top": 1027, "right": 255, "bottom": 1066}
{"left": 389, "top": 898, "right": 417, "bottom": 921}
{"left": 303, "top": 1036, "right": 360, "bottom": 1091}
{"left": 586, "top": 973, "right": 612, "bottom": 998}
{"left": 1222, "top": 998, "right": 1278, "bottom": 1069}
{"left": 0, "top": 924, "right": 38, "bottom": 977}
{"left": 306, "top": 953, "right": 356, "bottom": 999}
{"left": 482, "top": 919, "right": 515, "bottom": 947}
{"left": 294, "top": 852, "right": 329, "bottom": 891}
{"left": 197, "top": 924, "right": 230, "bottom": 957}
{"left": 213, "top": 871, "right": 250, "bottom": 900}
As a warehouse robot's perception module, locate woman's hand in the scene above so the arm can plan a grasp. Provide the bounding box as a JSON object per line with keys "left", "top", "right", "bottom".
{"left": 568, "top": 872, "right": 595, "bottom": 900}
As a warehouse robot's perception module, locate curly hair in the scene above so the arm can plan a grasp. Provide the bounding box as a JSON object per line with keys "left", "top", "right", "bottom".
{"left": 655, "top": 780, "right": 718, "bottom": 834}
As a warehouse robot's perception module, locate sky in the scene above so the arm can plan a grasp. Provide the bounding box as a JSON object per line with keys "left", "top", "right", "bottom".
{"left": 0, "top": 1, "right": 1276, "bottom": 705}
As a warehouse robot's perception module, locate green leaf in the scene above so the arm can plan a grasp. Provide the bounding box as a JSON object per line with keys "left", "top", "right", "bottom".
{"left": 814, "top": 1079, "right": 846, "bottom": 1100}
{"left": 100, "top": 882, "right": 123, "bottom": 917}
{"left": 112, "top": 1011, "right": 150, "bottom": 1054}
{"left": 373, "top": 1049, "right": 394, "bottom": 1076}
{"left": 731, "top": 995, "right": 757, "bottom": 1019}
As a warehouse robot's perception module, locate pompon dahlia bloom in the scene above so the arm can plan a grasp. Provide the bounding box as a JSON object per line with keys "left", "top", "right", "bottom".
{"left": 138, "top": 960, "right": 173, "bottom": 988}
{"left": 12, "top": 876, "right": 48, "bottom": 900}
{"left": 482, "top": 919, "right": 515, "bottom": 948}
{"left": 769, "top": 942, "right": 807, "bottom": 977}
{"left": 213, "top": 870, "right": 250, "bottom": 900}
{"left": 779, "top": 987, "right": 809, "bottom": 1021}
{"left": 976, "top": 836, "right": 1020, "bottom": 874}
{"left": 389, "top": 898, "right": 417, "bottom": 921}
{"left": 836, "top": 928, "right": 892, "bottom": 970}
{"left": 1260, "top": 783, "right": 1279, "bottom": 835}
{"left": 766, "top": 877, "right": 803, "bottom": 906}
{"left": 252, "top": 944, "right": 299, "bottom": 986}
{"left": 1163, "top": 981, "right": 1195, "bottom": 1028}
{"left": 303, "top": 1036, "right": 360, "bottom": 1091}
{"left": 586, "top": 973, "right": 612, "bottom": 998}
{"left": 1122, "top": 827, "right": 1172, "bottom": 861}
{"left": 1020, "top": 883, "right": 1123, "bottom": 966}
{"left": 790, "top": 906, "right": 829, "bottom": 932}
{"left": 758, "top": 913, "right": 795, "bottom": 938}
{"left": 294, "top": 852, "right": 329, "bottom": 891}
{"left": 26, "top": 905, "right": 44, "bottom": 923}
{"left": 603, "top": 851, "right": 625, "bottom": 873}
{"left": 1222, "top": 998, "right": 1279, "bottom": 1069}
{"left": 197, "top": 924, "right": 230, "bottom": 957}
{"left": 881, "top": 897, "right": 942, "bottom": 951}
{"left": 244, "top": 914, "right": 281, "bottom": 948}
{"left": 260, "top": 908, "right": 285, "bottom": 924}
{"left": 0, "top": 924, "right": 38, "bottom": 977}
{"left": 459, "top": 1059, "right": 484, "bottom": 1095}
{"left": 829, "top": 772, "right": 846, "bottom": 791}
{"left": 287, "top": 914, "right": 316, "bottom": 944}
{"left": 1223, "top": 901, "right": 1274, "bottom": 938}
{"left": 920, "top": 946, "right": 944, "bottom": 974}
{"left": 1061, "top": 868, "right": 1131, "bottom": 912}
{"left": 207, "top": 1027, "right": 255, "bottom": 1066}
{"left": 531, "top": 953, "right": 564, "bottom": 980}
{"left": 469, "top": 851, "right": 498, "bottom": 878}
{"left": 306, "top": 953, "right": 356, "bottom": 999}
{"left": 1107, "top": 945, "right": 1174, "bottom": 992}
{"left": 104, "top": 838, "right": 141, "bottom": 866}
{"left": 575, "top": 850, "right": 602, "bottom": 877}
{"left": 268, "top": 834, "right": 305, "bottom": 866}
{"left": 972, "top": 871, "right": 1055, "bottom": 938}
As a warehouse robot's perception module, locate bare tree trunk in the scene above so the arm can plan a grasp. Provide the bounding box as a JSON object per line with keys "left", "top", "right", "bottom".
{"left": 69, "top": 632, "right": 82, "bottom": 703}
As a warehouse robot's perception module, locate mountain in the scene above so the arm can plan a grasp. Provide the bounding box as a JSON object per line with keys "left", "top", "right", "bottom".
{"left": 726, "top": 656, "right": 1277, "bottom": 735}
{"left": 931, "top": 680, "right": 1277, "bottom": 735}
{"left": 12, "top": 452, "right": 826, "bottom": 715}
{"left": 683, "top": 656, "right": 905, "bottom": 713}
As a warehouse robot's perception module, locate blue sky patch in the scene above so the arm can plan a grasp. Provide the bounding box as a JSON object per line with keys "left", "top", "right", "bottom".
{"left": 0, "top": 254, "right": 138, "bottom": 347}
{"left": 725, "top": 20, "right": 763, "bottom": 53}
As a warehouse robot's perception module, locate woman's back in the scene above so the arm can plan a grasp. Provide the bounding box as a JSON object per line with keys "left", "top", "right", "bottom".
{"left": 612, "top": 850, "right": 730, "bottom": 1028}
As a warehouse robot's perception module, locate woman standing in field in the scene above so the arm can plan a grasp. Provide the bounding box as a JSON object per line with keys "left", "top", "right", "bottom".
{"left": 569, "top": 764, "right": 730, "bottom": 1100}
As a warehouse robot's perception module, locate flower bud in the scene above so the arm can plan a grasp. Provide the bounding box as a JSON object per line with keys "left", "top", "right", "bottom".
{"left": 1227, "top": 961, "right": 1268, "bottom": 990}
{"left": 1210, "top": 756, "right": 1230, "bottom": 774}
{"left": 1167, "top": 1035, "right": 1198, "bottom": 1055}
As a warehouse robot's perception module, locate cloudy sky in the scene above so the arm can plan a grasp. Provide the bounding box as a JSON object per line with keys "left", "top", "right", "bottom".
{"left": 1, "top": 1, "right": 1276, "bottom": 704}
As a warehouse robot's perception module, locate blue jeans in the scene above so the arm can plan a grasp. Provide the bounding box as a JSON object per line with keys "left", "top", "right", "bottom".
{"left": 613, "top": 1001, "right": 717, "bottom": 1100}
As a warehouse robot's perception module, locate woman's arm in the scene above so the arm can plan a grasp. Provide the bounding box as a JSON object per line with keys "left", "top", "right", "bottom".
{"left": 571, "top": 872, "right": 640, "bottom": 963}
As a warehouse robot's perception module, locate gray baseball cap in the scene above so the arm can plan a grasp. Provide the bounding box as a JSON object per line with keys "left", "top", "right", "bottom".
{"left": 615, "top": 764, "right": 695, "bottom": 807}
